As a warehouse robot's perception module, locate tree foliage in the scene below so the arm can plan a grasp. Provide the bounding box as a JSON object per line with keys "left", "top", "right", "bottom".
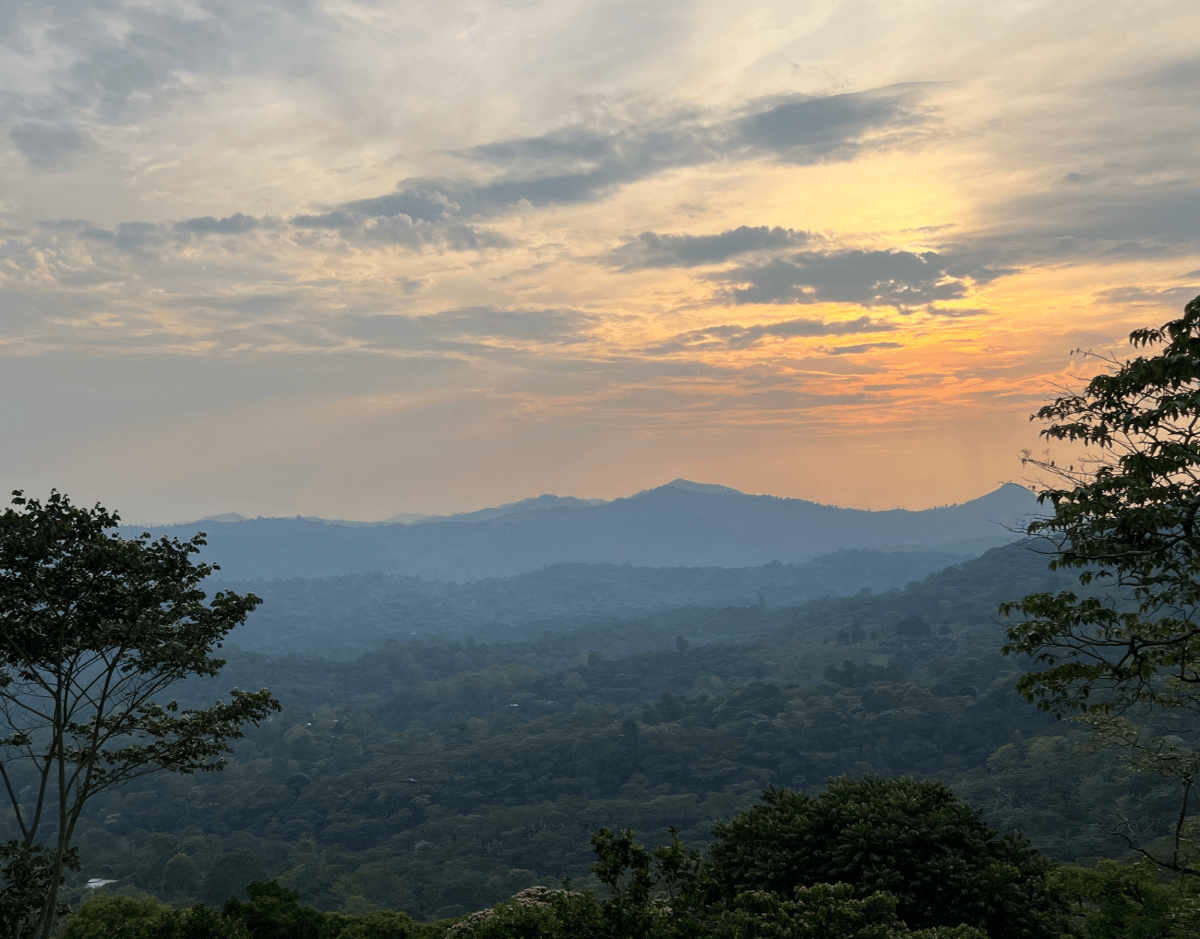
{"left": 705, "top": 777, "right": 1064, "bottom": 939}
{"left": 1051, "top": 856, "right": 1200, "bottom": 938}
{"left": 57, "top": 894, "right": 250, "bottom": 939}
{"left": 1001, "top": 295, "right": 1200, "bottom": 872}
{"left": 1003, "top": 295, "right": 1200, "bottom": 715}
{"left": 0, "top": 843, "right": 77, "bottom": 939}
{"left": 0, "top": 491, "right": 279, "bottom": 937}
{"left": 710, "top": 884, "right": 986, "bottom": 939}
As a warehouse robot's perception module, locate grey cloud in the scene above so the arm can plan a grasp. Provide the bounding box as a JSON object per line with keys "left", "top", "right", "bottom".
{"left": 13, "top": 82, "right": 928, "bottom": 261}
{"left": 608, "top": 226, "right": 810, "bottom": 270}
{"left": 651, "top": 314, "right": 894, "bottom": 353}
{"left": 1139, "top": 55, "right": 1200, "bottom": 91}
{"left": 175, "top": 214, "right": 261, "bottom": 236}
{"left": 923, "top": 306, "right": 989, "bottom": 318}
{"left": 721, "top": 250, "right": 988, "bottom": 307}
{"left": 3, "top": 26, "right": 204, "bottom": 129}
{"left": 738, "top": 89, "right": 921, "bottom": 162}
{"left": 341, "top": 162, "right": 651, "bottom": 221}
{"left": 1099, "top": 241, "right": 1178, "bottom": 258}
{"left": 469, "top": 126, "right": 625, "bottom": 169}
{"left": 34, "top": 2, "right": 253, "bottom": 123}
{"left": 340, "top": 162, "right": 655, "bottom": 225}
{"left": 30, "top": 208, "right": 504, "bottom": 267}
{"left": 292, "top": 211, "right": 361, "bottom": 230}
{"left": 347, "top": 307, "right": 601, "bottom": 352}
{"left": 1056, "top": 187, "right": 1200, "bottom": 250}
{"left": 341, "top": 188, "right": 461, "bottom": 224}
{"left": 1092, "top": 285, "right": 1200, "bottom": 307}
{"left": 442, "top": 224, "right": 511, "bottom": 251}
{"left": 228, "top": 294, "right": 295, "bottom": 316}
{"left": 9, "top": 122, "right": 92, "bottom": 169}
{"left": 323, "top": 86, "right": 931, "bottom": 229}
{"left": 112, "top": 222, "right": 160, "bottom": 251}
{"left": 958, "top": 181, "right": 1200, "bottom": 268}
{"left": 1061, "top": 163, "right": 1122, "bottom": 186}
{"left": 292, "top": 207, "right": 509, "bottom": 251}
{"left": 150, "top": 291, "right": 301, "bottom": 320}
{"left": 827, "top": 341, "right": 903, "bottom": 355}
{"left": 77, "top": 221, "right": 165, "bottom": 252}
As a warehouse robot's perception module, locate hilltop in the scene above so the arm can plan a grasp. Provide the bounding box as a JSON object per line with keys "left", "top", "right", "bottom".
{"left": 128, "top": 480, "right": 1040, "bottom": 582}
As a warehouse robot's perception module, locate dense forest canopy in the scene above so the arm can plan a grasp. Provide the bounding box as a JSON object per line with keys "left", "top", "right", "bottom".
{"left": 208, "top": 549, "right": 972, "bottom": 660}
{"left": 1, "top": 539, "right": 1158, "bottom": 926}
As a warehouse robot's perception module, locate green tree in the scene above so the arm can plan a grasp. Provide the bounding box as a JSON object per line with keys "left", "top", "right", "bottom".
{"left": 205, "top": 852, "right": 269, "bottom": 906}
{"left": 0, "top": 491, "right": 279, "bottom": 938}
{"left": 162, "top": 854, "right": 200, "bottom": 899}
{"left": 711, "top": 883, "right": 987, "bottom": 939}
{"left": 0, "top": 844, "right": 75, "bottom": 939}
{"left": 446, "top": 886, "right": 602, "bottom": 939}
{"left": 589, "top": 827, "right": 704, "bottom": 938}
{"left": 705, "top": 777, "right": 1065, "bottom": 939}
{"left": 332, "top": 909, "right": 433, "bottom": 939}
{"left": 1002, "top": 295, "right": 1200, "bottom": 873}
{"left": 58, "top": 895, "right": 250, "bottom": 939}
{"left": 1053, "top": 858, "right": 1200, "bottom": 938}
{"left": 221, "top": 881, "right": 330, "bottom": 939}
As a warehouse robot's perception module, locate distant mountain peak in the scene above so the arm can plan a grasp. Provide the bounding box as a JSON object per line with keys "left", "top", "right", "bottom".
{"left": 382, "top": 512, "right": 432, "bottom": 525}
{"left": 198, "top": 512, "right": 249, "bottom": 523}
{"left": 419, "top": 493, "right": 608, "bottom": 525}
{"left": 662, "top": 479, "right": 746, "bottom": 496}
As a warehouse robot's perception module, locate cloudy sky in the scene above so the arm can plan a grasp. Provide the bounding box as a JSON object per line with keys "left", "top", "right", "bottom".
{"left": 2, "top": 0, "right": 1198, "bottom": 521}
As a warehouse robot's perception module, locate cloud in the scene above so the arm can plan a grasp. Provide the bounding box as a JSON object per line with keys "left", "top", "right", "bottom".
{"left": 175, "top": 214, "right": 262, "bottom": 236}
{"left": 17, "top": 208, "right": 507, "bottom": 279}
{"left": 5, "top": 0, "right": 263, "bottom": 125}
{"left": 1138, "top": 55, "right": 1200, "bottom": 92}
{"left": 826, "top": 341, "right": 904, "bottom": 355}
{"left": 608, "top": 226, "right": 810, "bottom": 269}
{"left": 270, "top": 86, "right": 925, "bottom": 256}
{"left": 737, "top": 88, "right": 925, "bottom": 163}
{"left": 951, "top": 181, "right": 1200, "bottom": 269}
{"left": 305, "top": 86, "right": 931, "bottom": 233}
{"left": 3, "top": 80, "right": 930, "bottom": 265}
{"left": 1092, "top": 285, "right": 1200, "bottom": 307}
{"left": 720, "top": 249, "right": 991, "bottom": 307}
{"left": 346, "top": 307, "right": 603, "bottom": 353}
{"left": 9, "top": 123, "right": 93, "bottom": 170}
{"left": 922, "top": 306, "right": 990, "bottom": 318}
{"left": 290, "top": 207, "right": 510, "bottom": 251}
{"left": 77, "top": 221, "right": 165, "bottom": 252}
{"left": 651, "top": 314, "right": 894, "bottom": 353}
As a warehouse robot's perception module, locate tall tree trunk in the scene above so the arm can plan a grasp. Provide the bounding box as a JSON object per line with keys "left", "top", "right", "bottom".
{"left": 36, "top": 843, "right": 64, "bottom": 939}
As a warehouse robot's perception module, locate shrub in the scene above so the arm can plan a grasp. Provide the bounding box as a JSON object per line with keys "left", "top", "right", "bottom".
{"left": 707, "top": 777, "right": 1066, "bottom": 939}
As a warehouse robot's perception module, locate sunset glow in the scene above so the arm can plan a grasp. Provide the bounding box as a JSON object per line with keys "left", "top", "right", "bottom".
{"left": 3, "top": 0, "right": 1198, "bottom": 520}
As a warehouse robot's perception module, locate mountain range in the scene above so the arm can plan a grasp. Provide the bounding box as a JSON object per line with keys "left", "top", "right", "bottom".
{"left": 128, "top": 480, "right": 1042, "bottom": 582}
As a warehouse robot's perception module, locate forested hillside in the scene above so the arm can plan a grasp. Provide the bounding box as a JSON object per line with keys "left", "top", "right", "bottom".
{"left": 39, "top": 540, "right": 1174, "bottom": 924}
{"left": 214, "top": 549, "right": 969, "bottom": 659}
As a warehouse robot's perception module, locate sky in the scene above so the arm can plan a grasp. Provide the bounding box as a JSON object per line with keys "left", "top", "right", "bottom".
{"left": 2, "top": 0, "right": 1199, "bottom": 522}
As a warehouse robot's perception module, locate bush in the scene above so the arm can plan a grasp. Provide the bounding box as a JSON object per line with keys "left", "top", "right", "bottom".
{"left": 59, "top": 894, "right": 250, "bottom": 939}
{"left": 446, "top": 886, "right": 602, "bottom": 939}
{"left": 333, "top": 909, "right": 432, "bottom": 939}
{"left": 707, "top": 777, "right": 1066, "bottom": 939}
{"left": 1053, "top": 859, "right": 1200, "bottom": 938}
{"left": 711, "top": 883, "right": 987, "bottom": 939}
{"left": 63, "top": 884, "right": 444, "bottom": 939}
{"left": 222, "top": 881, "right": 329, "bottom": 939}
